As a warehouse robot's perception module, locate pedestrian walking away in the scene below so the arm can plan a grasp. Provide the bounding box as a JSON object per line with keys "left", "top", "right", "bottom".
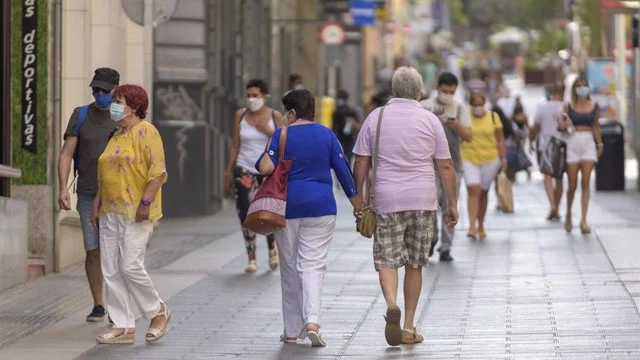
{"left": 462, "top": 92, "right": 508, "bottom": 240}
{"left": 530, "top": 82, "right": 565, "bottom": 221}
{"left": 506, "top": 98, "right": 532, "bottom": 182}
{"left": 57, "top": 67, "right": 120, "bottom": 324}
{"left": 256, "top": 89, "right": 365, "bottom": 347}
{"left": 91, "top": 84, "right": 171, "bottom": 344}
{"left": 332, "top": 89, "right": 362, "bottom": 165}
{"left": 353, "top": 67, "right": 459, "bottom": 346}
{"left": 421, "top": 71, "right": 472, "bottom": 262}
{"left": 558, "top": 75, "right": 604, "bottom": 234}
{"left": 224, "top": 79, "right": 284, "bottom": 273}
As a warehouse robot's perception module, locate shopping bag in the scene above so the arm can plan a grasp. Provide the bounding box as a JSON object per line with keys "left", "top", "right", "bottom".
{"left": 243, "top": 127, "right": 293, "bottom": 235}
{"left": 507, "top": 144, "right": 532, "bottom": 172}
{"left": 539, "top": 136, "right": 567, "bottom": 179}
{"left": 496, "top": 172, "right": 513, "bottom": 213}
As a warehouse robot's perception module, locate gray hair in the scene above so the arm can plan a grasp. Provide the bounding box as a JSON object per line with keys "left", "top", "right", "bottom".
{"left": 391, "top": 66, "right": 424, "bottom": 100}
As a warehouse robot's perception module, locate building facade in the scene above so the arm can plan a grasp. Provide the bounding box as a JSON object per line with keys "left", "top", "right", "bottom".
{"left": 0, "top": 0, "right": 332, "bottom": 289}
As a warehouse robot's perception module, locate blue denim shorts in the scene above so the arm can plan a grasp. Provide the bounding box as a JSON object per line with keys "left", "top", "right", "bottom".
{"left": 76, "top": 193, "right": 99, "bottom": 251}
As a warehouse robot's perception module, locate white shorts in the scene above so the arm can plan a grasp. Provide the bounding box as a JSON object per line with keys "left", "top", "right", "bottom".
{"left": 463, "top": 159, "right": 501, "bottom": 190}
{"left": 564, "top": 131, "right": 597, "bottom": 164}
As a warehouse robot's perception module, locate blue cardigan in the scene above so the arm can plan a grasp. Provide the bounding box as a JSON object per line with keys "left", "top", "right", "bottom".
{"left": 256, "top": 123, "right": 358, "bottom": 219}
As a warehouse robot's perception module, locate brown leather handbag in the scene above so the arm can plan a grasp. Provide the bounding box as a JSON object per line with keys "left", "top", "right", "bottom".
{"left": 356, "top": 106, "right": 385, "bottom": 238}
{"left": 243, "top": 126, "right": 293, "bottom": 235}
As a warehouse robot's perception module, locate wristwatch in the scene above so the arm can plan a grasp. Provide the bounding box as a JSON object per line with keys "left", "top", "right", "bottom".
{"left": 140, "top": 198, "right": 152, "bottom": 206}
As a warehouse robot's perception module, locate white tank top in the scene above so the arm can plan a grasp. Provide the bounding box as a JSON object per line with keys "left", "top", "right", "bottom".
{"left": 236, "top": 110, "right": 274, "bottom": 174}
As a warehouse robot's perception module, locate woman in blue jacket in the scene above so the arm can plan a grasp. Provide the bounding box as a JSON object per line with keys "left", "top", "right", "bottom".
{"left": 257, "top": 89, "right": 364, "bottom": 347}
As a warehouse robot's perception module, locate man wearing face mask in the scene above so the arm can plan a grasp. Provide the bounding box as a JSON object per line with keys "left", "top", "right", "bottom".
{"left": 420, "top": 72, "right": 472, "bottom": 262}
{"left": 58, "top": 67, "right": 120, "bottom": 323}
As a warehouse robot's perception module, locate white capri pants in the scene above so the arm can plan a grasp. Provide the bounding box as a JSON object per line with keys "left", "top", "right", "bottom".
{"left": 99, "top": 213, "right": 162, "bottom": 329}
{"left": 463, "top": 159, "right": 501, "bottom": 190}
{"left": 274, "top": 215, "right": 336, "bottom": 339}
{"left": 564, "top": 131, "right": 597, "bottom": 164}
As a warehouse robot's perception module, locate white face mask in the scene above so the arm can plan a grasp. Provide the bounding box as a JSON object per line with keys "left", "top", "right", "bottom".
{"left": 471, "top": 106, "right": 485, "bottom": 117}
{"left": 247, "top": 97, "right": 264, "bottom": 112}
{"left": 438, "top": 93, "right": 453, "bottom": 105}
{"left": 293, "top": 84, "right": 304, "bottom": 90}
{"left": 109, "top": 103, "right": 129, "bottom": 122}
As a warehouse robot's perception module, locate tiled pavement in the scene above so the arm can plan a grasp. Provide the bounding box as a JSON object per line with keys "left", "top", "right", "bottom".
{"left": 65, "top": 176, "right": 640, "bottom": 360}
{"left": 0, "top": 205, "right": 239, "bottom": 353}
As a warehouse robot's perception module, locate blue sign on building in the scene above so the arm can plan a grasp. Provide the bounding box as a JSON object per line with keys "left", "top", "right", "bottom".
{"left": 350, "top": 0, "right": 376, "bottom": 26}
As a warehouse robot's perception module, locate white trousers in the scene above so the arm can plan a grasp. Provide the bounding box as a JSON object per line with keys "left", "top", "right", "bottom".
{"left": 99, "top": 213, "right": 162, "bottom": 328}
{"left": 275, "top": 215, "right": 336, "bottom": 339}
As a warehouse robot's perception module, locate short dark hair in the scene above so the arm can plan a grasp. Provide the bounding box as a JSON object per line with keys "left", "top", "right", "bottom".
{"left": 553, "top": 81, "right": 565, "bottom": 95}
{"left": 289, "top": 74, "right": 302, "bottom": 84}
{"left": 437, "top": 72, "right": 458, "bottom": 87}
{"left": 246, "top": 79, "right": 269, "bottom": 94}
{"left": 337, "top": 89, "right": 349, "bottom": 100}
{"left": 282, "top": 89, "right": 315, "bottom": 120}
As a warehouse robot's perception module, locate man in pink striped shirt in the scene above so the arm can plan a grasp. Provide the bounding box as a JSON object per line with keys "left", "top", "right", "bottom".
{"left": 353, "top": 67, "right": 459, "bottom": 346}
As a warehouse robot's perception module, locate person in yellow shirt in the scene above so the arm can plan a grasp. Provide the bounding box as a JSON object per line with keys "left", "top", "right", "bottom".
{"left": 90, "top": 84, "right": 170, "bottom": 344}
{"left": 461, "top": 93, "right": 507, "bottom": 240}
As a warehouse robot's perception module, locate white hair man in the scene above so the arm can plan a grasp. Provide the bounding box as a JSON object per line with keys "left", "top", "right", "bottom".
{"left": 353, "top": 67, "right": 459, "bottom": 346}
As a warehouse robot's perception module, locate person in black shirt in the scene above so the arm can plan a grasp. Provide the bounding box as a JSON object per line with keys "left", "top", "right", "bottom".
{"left": 332, "top": 90, "right": 361, "bottom": 164}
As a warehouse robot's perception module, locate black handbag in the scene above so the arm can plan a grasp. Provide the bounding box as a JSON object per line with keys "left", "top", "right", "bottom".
{"left": 539, "top": 136, "right": 567, "bottom": 179}
{"left": 507, "top": 141, "right": 532, "bottom": 172}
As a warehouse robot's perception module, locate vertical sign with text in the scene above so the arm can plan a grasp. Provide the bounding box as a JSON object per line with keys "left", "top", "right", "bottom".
{"left": 22, "top": 0, "right": 37, "bottom": 153}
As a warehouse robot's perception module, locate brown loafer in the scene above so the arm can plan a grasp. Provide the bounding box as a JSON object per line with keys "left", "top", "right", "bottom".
{"left": 400, "top": 328, "right": 424, "bottom": 344}
{"left": 384, "top": 305, "right": 402, "bottom": 346}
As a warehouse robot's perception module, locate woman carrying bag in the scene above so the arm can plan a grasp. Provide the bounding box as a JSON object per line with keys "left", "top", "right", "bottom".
{"left": 558, "top": 76, "right": 603, "bottom": 234}
{"left": 255, "top": 89, "right": 365, "bottom": 347}
{"left": 461, "top": 92, "right": 508, "bottom": 239}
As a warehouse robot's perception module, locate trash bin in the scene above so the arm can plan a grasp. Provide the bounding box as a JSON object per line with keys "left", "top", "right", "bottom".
{"left": 595, "top": 120, "right": 625, "bottom": 191}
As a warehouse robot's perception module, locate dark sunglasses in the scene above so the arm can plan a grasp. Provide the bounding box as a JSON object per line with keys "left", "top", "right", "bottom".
{"left": 92, "top": 87, "right": 110, "bottom": 94}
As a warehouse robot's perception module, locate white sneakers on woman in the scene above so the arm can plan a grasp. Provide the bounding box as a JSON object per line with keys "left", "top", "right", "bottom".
{"left": 245, "top": 249, "right": 279, "bottom": 273}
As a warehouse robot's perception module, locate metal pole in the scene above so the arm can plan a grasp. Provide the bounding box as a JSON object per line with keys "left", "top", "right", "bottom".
{"left": 615, "top": 15, "right": 627, "bottom": 131}
{"left": 635, "top": 13, "right": 640, "bottom": 191}
{"left": 144, "top": 0, "right": 153, "bottom": 121}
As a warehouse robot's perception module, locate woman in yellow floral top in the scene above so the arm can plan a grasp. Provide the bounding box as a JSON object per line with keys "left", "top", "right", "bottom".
{"left": 90, "top": 84, "right": 170, "bottom": 344}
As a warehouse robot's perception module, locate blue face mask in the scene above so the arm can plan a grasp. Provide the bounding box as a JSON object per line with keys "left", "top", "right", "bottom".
{"left": 93, "top": 92, "right": 113, "bottom": 108}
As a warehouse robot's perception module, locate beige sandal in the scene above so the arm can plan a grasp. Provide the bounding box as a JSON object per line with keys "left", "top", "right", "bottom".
{"left": 146, "top": 303, "right": 171, "bottom": 343}
{"left": 97, "top": 328, "right": 135, "bottom": 344}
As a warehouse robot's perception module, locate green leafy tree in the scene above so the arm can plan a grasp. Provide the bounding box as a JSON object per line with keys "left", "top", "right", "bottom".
{"left": 574, "top": 0, "right": 606, "bottom": 57}
{"left": 446, "top": 0, "right": 469, "bottom": 26}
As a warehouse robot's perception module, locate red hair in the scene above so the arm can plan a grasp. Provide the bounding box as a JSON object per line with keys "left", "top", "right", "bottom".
{"left": 113, "top": 84, "right": 149, "bottom": 119}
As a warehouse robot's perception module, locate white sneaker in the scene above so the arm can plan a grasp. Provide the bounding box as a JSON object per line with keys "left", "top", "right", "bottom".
{"left": 245, "top": 260, "right": 258, "bottom": 273}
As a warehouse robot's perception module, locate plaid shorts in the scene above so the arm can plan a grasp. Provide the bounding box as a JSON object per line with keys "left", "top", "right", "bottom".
{"left": 373, "top": 210, "right": 436, "bottom": 271}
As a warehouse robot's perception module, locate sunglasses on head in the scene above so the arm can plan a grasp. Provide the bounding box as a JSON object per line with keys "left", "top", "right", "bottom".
{"left": 92, "top": 87, "right": 110, "bottom": 94}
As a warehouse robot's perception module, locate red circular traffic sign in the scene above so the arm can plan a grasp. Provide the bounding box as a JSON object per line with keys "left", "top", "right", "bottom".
{"left": 319, "top": 22, "right": 346, "bottom": 45}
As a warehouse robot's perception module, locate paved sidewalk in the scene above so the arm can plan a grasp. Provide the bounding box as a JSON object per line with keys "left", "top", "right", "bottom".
{"left": 0, "top": 201, "right": 240, "bottom": 357}
{"left": 66, "top": 179, "right": 640, "bottom": 359}
{"left": 2, "top": 175, "right": 640, "bottom": 359}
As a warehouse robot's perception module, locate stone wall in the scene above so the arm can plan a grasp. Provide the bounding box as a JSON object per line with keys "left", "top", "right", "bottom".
{"left": 0, "top": 196, "right": 28, "bottom": 292}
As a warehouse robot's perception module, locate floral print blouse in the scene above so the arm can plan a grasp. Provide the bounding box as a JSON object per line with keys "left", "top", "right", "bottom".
{"left": 97, "top": 120, "right": 167, "bottom": 222}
